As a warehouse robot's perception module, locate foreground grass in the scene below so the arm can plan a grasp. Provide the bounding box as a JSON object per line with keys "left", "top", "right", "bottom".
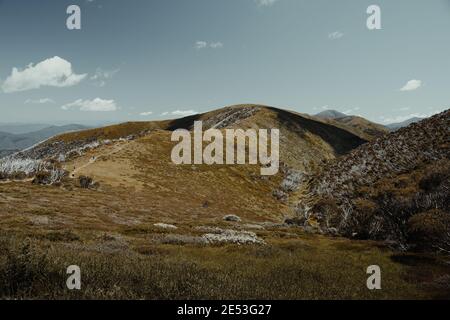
{"left": 1, "top": 233, "right": 449, "bottom": 300}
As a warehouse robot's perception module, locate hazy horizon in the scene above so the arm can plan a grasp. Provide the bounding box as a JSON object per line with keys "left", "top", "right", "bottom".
{"left": 0, "top": 104, "right": 442, "bottom": 130}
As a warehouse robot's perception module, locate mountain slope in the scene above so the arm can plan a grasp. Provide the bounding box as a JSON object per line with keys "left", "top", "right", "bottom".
{"left": 331, "top": 116, "right": 389, "bottom": 140}
{"left": 0, "top": 104, "right": 369, "bottom": 223}
{"left": 299, "top": 109, "right": 450, "bottom": 251}
{"left": 13, "top": 105, "right": 367, "bottom": 172}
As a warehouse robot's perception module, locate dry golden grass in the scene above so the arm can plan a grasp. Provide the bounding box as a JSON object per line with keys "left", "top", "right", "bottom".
{"left": 1, "top": 230, "right": 449, "bottom": 300}
{"left": 1, "top": 173, "right": 449, "bottom": 299}
{"left": 49, "top": 121, "right": 169, "bottom": 144}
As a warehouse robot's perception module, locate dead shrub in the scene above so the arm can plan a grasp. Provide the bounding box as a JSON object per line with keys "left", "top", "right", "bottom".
{"left": 312, "top": 197, "right": 341, "bottom": 227}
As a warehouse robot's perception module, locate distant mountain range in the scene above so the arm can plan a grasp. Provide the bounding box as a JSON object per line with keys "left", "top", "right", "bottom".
{"left": 313, "top": 110, "right": 389, "bottom": 141}
{"left": 315, "top": 109, "right": 425, "bottom": 134}
{"left": 385, "top": 117, "right": 424, "bottom": 131}
{"left": 0, "top": 123, "right": 53, "bottom": 135}
{"left": 315, "top": 110, "right": 348, "bottom": 119}
{"left": 0, "top": 124, "right": 89, "bottom": 158}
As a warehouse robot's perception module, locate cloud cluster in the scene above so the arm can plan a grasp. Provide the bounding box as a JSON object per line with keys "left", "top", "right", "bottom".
{"left": 140, "top": 111, "right": 153, "bottom": 116}
{"left": 90, "top": 68, "right": 120, "bottom": 87}
{"left": 328, "top": 31, "right": 344, "bottom": 40}
{"left": 162, "top": 110, "right": 198, "bottom": 117}
{"left": 24, "top": 98, "right": 55, "bottom": 104}
{"left": 255, "top": 0, "right": 278, "bottom": 7}
{"left": 195, "top": 41, "right": 224, "bottom": 50}
{"left": 61, "top": 98, "right": 118, "bottom": 112}
{"left": 400, "top": 79, "right": 422, "bottom": 92}
{"left": 380, "top": 113, "right": 428, "bottom": 124}
{"left": 343, "top": 107, "right": 360, "bottom": 115}
{"left": 2, "top": 56, "right": 87, "bottom": 93}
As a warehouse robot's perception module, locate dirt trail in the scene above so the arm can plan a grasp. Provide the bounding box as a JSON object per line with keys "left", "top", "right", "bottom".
{"left": 0, "top": 178, "right": 34, "bottom": 184}
{"left": 68, "top": 141, "right": 129, "bottom": 178}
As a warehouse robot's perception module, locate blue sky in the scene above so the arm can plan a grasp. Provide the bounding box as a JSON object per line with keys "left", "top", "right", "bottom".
{"left": 0, "top": 0, "right": 449, "bottom": 125}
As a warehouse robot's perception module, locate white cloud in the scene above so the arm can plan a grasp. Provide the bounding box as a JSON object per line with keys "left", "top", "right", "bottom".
{"left": 328, "top": 31, "right": 344, "bottom": 40}
{"left": 210, "top": 42, "right": 224, "bottom": 49}
{"left": 343, "top": 107, "right": 360, "bottom": 115}
{"left": 395, "top": 107, "right": 411, "bottom": 112}
{"left": 90, "top": 68, "right": 119, "bottom": 87}
{"left": 380, "top": 113, "right": 427, "bottom": 124}
{"left": 400, "top": 79, "right": 422, "bottom": 92}
{"left": 2, "top": 56, "right": 87, "bottom": 93}
{"left": 139, "top": 111, "right": 153, "bottom": 116}
{"left": 25, "top": 98, "right": 55, "bottom": 104}
{"left": 255, "top": 0, "right": 278, "bottom": 7}
{"left": 172, "top": 110, "right": 197, "bottom": 116}
{"left": 195, "top": 41, "right": 224, "bottom": 50}
{"left": 195, "top": 41, "right": 208, "bottom": 50}
{"left": 61, "top": 98, "right": 118, "bottom": 112}
{"left": 313, "top": 105, "right": 330, "bottom": 111}
{"left": 161, "top": 110, "right": 198, "bottom": 117}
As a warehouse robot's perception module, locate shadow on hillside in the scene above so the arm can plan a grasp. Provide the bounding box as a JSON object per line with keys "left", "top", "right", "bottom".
{"left": 166, "top": 114, "right": 203, "bottom": 131}
{"left": 270, "top": 107, "right": 367, "bottom": 155}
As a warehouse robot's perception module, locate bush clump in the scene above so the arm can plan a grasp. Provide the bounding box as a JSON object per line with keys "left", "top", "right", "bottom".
{"left": 407, "top": 209, "right": 450, "bottom": 252}
{"left": 419, "top": 172, "right": 446, "bottom": 192}
{"left": 32, "top": 171, "right": 52, "bottom": 185}
{"left": 78, "top": 176, "right": 99, "bottom": 189}
{"left": 311, "top": 197, "right": 341, "bottom": 227}
{"left": 43, "top": 231, "right": 81, "bottom": 243}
